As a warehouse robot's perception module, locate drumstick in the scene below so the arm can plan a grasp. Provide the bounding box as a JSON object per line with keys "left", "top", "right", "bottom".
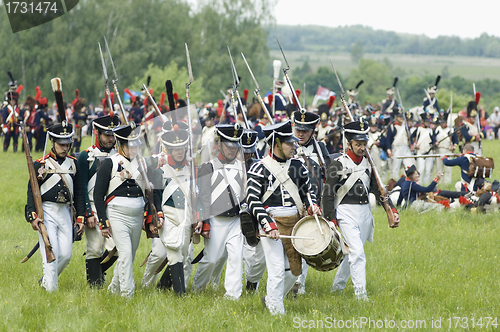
{"left": 307, "top": 192, "right": 324, "bottom": 235}
{"left": 259, "top": 233, "right": 314, "bottom": 240}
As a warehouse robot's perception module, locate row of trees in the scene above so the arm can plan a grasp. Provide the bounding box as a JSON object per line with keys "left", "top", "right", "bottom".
{"left": 270, "top": 25, "right": 500, "bottom": 58}
{"left": 0, "top": 0, "right": 273, "bottom": 105}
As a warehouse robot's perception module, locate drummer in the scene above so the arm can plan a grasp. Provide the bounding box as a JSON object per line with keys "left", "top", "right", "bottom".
{"left": 246, "top": 120, "right": 321, "bottom": 315}
{"left": 322, "top": 120, "right": 399, "bottom": 301}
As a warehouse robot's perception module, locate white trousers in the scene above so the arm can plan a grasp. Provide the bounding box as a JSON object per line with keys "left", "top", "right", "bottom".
{"left": 85, "top": 203, "right": 115, "bottom": 259}
{"left": 417, "top": 152, "right": 434, "bottom": 184}
{"left": 141, "top": 238, "right": 167, "bottom": 288}
{"left": 435, "top": 147, "right": 452, "bottom": 184}
{"left": 332, "top": 204, "right": 374, "bottom": 298}
{"left": 295, "top": 258, "right": 308, "bottom": 293}
{"left": 106, "top": 197, "right": 144, "bottom": 298}
{"left": 39, "top": 202, "right": 73, "bottom": 292}
{"left": 391, "top": 145, "right": 415, "bottom": 179}
{"left": 261, "top": 235, "right": 298, "bottom": 315}
{"left": 243, "top": 240, "right": 266, "bottom": 285}
{"left": 193, "top": 215, "right": 243, "bottom": 299}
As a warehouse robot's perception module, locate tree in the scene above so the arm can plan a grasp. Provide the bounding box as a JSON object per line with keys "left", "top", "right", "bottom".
{"left": 350, "top": 40, "right": 364, "bottom": 64}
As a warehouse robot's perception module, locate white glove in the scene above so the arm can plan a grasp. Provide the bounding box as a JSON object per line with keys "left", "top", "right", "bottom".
{"left": 2, "top": 126, "right": 7, "bottom": 134}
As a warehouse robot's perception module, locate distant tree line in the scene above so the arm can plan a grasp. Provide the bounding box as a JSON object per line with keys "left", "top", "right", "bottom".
{"left": 269, "top": 25, "right": 500, "bottom": 58}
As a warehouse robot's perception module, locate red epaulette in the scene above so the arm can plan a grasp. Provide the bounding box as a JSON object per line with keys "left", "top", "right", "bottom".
{"left": 35, "top": 153, "right": 51, "bottom": 162}
{"left": 68, "top": 155, "right": 78, "bottom": 161}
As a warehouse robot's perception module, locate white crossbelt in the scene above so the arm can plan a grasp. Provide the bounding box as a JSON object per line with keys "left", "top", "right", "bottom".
{"left": 40, "top": 157, "right": 76, "bottom": 196}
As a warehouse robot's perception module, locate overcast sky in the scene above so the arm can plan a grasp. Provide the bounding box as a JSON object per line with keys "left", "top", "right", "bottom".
{"left": 274, "top": 0, "right": 500, "bottom": 39}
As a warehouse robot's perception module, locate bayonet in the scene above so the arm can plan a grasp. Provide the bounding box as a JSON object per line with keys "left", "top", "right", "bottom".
{"left": 98, "top": 42, "right": 115, "bottom": 114}
{"left": 227, "top": 46, "right": 250, "bottom": 128}
{"left": 241, "top": 52, "right": 274, "bottom": 124}
{"left": 276, "top": 37, "right": 302, "bottom": 110}
{"left": 142, "top": 83, "right": 165, "bottom": 122}
{"left": 185, "top": 43, "right": 194, "bottom": 85}
{"left": 104, "top": 36, "right": 129, "bottom": 125}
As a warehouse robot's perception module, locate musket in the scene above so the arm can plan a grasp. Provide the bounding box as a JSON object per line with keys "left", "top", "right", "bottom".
{"left": 473, "top": 83, "right": 482, "bottom": 155}
{"left": 330, "top": 60, "right": 398, "bottom": 228}
{"left": 98, "top": 42, "right": 115, "bottom": 114}
{"left": 396, "top": 88, "right": 415, "bottom": 155}
{"left": 241, "top": 52, "right": 274, "bottom": 124}
{"left": 22, "top": 102, "right": 56, "bottom": 263}
{"left": 142, "top": 84, "right": 166, "bottom": 123}
{"left": 20, "top": 242, "right": 39, "bottom": 263}
{"left": 185, "top": 43, "right": 200, "bottom": 244}
{"left": 276, "top": 38, "right": 327, "bottom": 177}
{"left": 368, "top": 120, "right": 396, "bottom": 149}
{"left": 423, "top": 124, "right": 465, "bottom": 155}
{"left": 227, "top": 46, "right": 250, "bottom": 129}
{"left": 395, "top": 154, "right": 457, "bottom": 159}
{"left": 104, "top": 36, "right": 129, "bottom": 125}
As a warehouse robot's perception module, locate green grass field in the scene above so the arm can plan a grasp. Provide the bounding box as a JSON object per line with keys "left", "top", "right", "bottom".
{"left": 270, "top": 50, "right": 500, "bottom": 81}
{"left": 1, "top": 136, "right": 500, "bottom": 331}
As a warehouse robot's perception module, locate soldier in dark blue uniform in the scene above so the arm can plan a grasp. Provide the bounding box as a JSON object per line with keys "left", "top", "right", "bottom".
{"left": 2, "top": 77, "right": 23, "bottom": 152}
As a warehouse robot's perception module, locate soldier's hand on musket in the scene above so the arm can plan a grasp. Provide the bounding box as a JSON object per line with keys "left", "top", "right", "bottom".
{"left": 268, "top": 229, "right": 280, "bottom": 241}
{"left": 87, "top": 215, "right": 96, "bottom": 229}
{"left": 392, "top": 210, "right": 400, "bottom": 225}
{"left": 30, "top": 217, "right": 43, "bottom": 232}
{"left": 201, "top": 230, "right": 210, "bottom": 239}
{"left": 193, "top": 221, "right": 203, "bottom": 235}
{"left": 76, "top": 222, "right": 85, "bottom": 236}
{"left": 101, "top": 228, "right": 112, "bottom": 238}
{"left": 149, "top": 222, "right": 158, "bottom": 236}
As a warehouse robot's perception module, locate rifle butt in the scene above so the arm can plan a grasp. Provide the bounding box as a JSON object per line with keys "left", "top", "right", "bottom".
{"left": 39, "top": 222, "right": 56, "bottom": 262}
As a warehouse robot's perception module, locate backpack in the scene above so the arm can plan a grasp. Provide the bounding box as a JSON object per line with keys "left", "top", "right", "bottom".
{"left": 467, "top": 156, "right": 494, "bottom": 178}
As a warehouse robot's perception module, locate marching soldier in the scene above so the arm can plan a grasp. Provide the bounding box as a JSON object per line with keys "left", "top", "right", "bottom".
{"left": 78, "top": 115, "right": 120, "bottom": 287}
{"left": 26, "top": 121, "right": 85, "bottom": 291}
{"left": 154, "top": 127, "right": 200, "bottom": 295}
{"left": 254, "top": 108, "right": 271, "bottom": 158}
{"left": 2, "top": 76, "right": 23, "bottom": 152}
{"left": 72, "top": 89, "right": 88, "bottom": 153}
{"left": 423, "top": 76, "right": 441, "bottom": 114}
{"left": 367, "top": 115, "right": 387, "bottom": 180}
{"left": 316, "top": 97, "right": 336, "bottom": 153}
{"left": 347, "top": 80, "right": 363, "bottom": 117}
{"left": 94, "top": 123, "right": 163, "bottom": 297}
{"left": 22, "top": 95, "right": 38, "bottom": 152}
{"left": 386, "top": 107, "right": 415, "bottom": 179}
{"left": 323, "top": 120, "right": 399, "bottom": 300}
{"left": 434, "top": 110, "right": 457, "bottom": 184}
{"left": 125, "top": 88, "right": 144, "bottom": 125}
{"left": 274, "top": 81, "right": 288, "bottom": 121}
{"left": 412, "top": 112, "right": 436, "bottom": 184}
{"left": 292, "top": 109, "right": 329, "bottom": 295}
{"left": 246, "top": 120, "right": 320, "bottom": 315}
{"left": 381, "top": 78, "right": 399, "bottom": 119}
{"left": 193, "top": 123, "right": 245, "bottom": 300}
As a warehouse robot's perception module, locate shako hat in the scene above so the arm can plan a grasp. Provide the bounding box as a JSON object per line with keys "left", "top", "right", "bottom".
{"left": 241, "top": 129, "right": 258, "bottom": 154}
{"left": 160, "top": 126, "right": 189, "bottom": 149}
{"left": 317, "top": 104, "right": 330, "bottom": 122}
{"left": 48, "top": 121, "right": 74, "bottom": 144}
{"left": 467, "top": 92, "right": 481, "bottom": 118}
{"left": 93, "top": 115, "right": 121, "bottom": 135}
{"left": 344, "top": 120, "right": 369, "bottom": 141}
{"left": 405, "top": 165, "right": 418, "bottom": 177}
{"left": 263, "top": 120, "right": 299, "bottom": 144}
{"left": 216, "top": 123, "right": 243, "bottom": 147}
{"left": 292, "top": 109, "right": 319, "bottom": 131}
{"left": 113, "top": 123, "right": 141, "bottom": 146}
{"left": 162, "top": 120, "right": 188, "bottom": 132}
{"left": 438, "top": 110, "right": 449, "bottom": 123}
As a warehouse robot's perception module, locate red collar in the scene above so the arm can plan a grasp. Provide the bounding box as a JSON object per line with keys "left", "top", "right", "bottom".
{"left": 167, "top": 154, "right": 186, "bottom": 167}
{"left": 394, "top": 121, "right": 402, "bottom": 126}
{"left": 347, "top": 150, "right": 363, "bottom": 164}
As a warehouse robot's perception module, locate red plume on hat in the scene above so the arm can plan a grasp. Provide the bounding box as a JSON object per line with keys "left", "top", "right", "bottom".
{"left": 173, "top": 92, "right": 179, "bottom": 101}
{"left": 327, "top": 95, "right": 336, "bottom": 109}
{"left": 160, "top": 92, "right": 166, "bottom": 105}
{"left": 475, "top": 92, "right": 481, "bottom": 104}
{"left": 243, "top": 89, "right": 249, "bottom": 102}
{"left": 293, "top": 89, "right": 301, "bottom": 106}
{"left": 72, "top": 89, "right": 80, "bottom": 107}
{"left": 124, "top": 88, "right": 137, "bottom": 103}
{"left": 35, "top": 86, "right": 42, "bottom": 101}
{"left": 16, "top": 84, "right": 23, "bottom": 94}
{"left": 110, "top": 92, "right": 115, "bottom": 105}
{"left": 217, "top": 99, "right": 224, "bottom": 116}
{"left": 267, "top": 94, "right": 273, "bottom": 107}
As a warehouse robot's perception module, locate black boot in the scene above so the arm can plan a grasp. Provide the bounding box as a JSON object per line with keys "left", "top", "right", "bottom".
{"left": 100, "top": 250, "right": 118, "bottom": 284}
{"left": 157, "top": 266, "right": 173, "bottom": 290}
{"left": 246, "top": 280, "right": 258, "bottom": 291}
{"left": 86, "top": 258, "right": 103, "bottom": 287}
{"left": 169, "top": 262, "right": 186, "bottom": 296}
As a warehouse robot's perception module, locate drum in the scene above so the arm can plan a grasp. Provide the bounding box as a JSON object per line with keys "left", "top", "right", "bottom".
{"left": 291, "top": 216, "right": 344, "bottom": 272}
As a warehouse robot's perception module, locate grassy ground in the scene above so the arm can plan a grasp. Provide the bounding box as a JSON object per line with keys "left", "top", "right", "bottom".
{"left": 1, "top": 137, "right": 500, "bottom": 331}
{"left": 270, "top": 50, "right": 500, "bottom": 81}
